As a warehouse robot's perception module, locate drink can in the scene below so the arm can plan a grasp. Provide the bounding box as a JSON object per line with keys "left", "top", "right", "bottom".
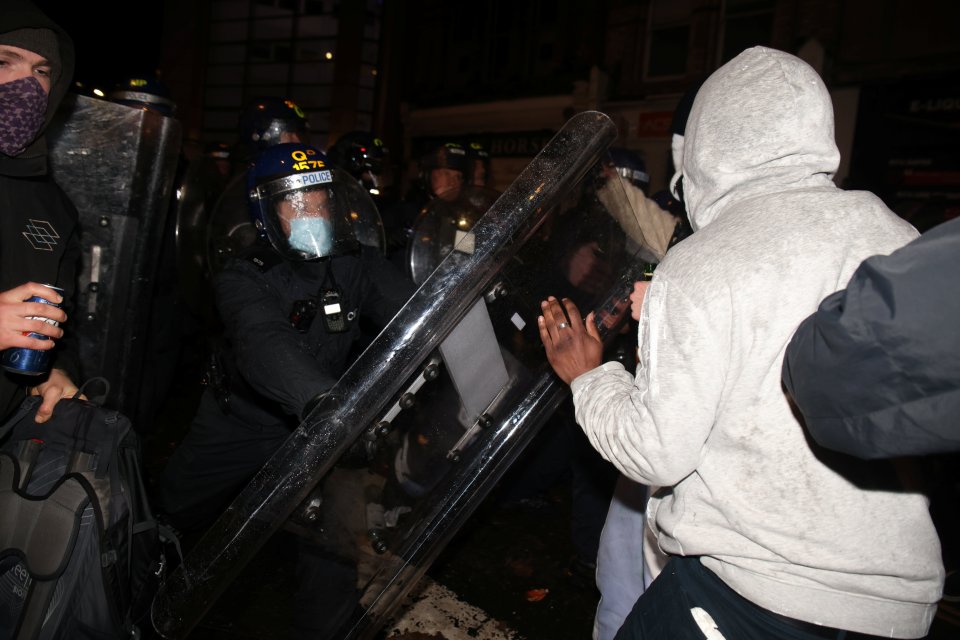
{"left": 1, "top": 285, "right": 65, "bottom": 376}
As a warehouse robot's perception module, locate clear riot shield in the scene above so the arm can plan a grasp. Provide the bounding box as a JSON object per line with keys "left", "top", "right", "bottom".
{"left": 46, "top": 94, "right": 181, "bottom": 417}
{"left": 407, "top": 185, "right": 502, "bottom": 284}
{"left": 170, "top": 153, "right": 232, "bottom": 329}
{"left": 205, "top": 171, "right": 257, "bottom": 275}
{"left": 151, "top": 111, "right": 661, "bottom": 639}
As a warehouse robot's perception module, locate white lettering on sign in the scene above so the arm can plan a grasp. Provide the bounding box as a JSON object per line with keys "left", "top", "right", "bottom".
{"left": 295, "top": 170, "right": 332, "bottom": 186}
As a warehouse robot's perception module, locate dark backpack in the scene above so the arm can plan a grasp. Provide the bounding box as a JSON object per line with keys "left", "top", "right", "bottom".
{"left": 0, "top": 386, "right": 175, "bottom": 640}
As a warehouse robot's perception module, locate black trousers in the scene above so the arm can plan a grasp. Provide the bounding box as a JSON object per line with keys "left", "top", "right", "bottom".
{"left": 157, "top": 389, "right": 290, "bottom": 531}
{"left": 615, "top": 556, "right": 889, "bottom": 640}
{"left": 158, "top": 389, "right": 359, "bottom": 638}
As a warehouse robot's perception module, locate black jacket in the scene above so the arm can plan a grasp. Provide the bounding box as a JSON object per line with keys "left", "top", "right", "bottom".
{"left": 217, "top": 244, "right": 415, "bottom": 423}
{"left": 0, "top": 1, "right": 80, "bottom": 420}
{"left": 782, "top": 216, "right": 960, "bottom": 459}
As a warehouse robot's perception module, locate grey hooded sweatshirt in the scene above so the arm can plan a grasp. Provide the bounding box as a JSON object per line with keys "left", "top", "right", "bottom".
{"left": 570, "top": 47, "right": 942, "bottom": 637}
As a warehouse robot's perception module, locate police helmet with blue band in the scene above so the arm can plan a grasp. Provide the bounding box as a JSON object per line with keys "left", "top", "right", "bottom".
{"left": 247, "top": 143, "right": 373, "bottom": 261}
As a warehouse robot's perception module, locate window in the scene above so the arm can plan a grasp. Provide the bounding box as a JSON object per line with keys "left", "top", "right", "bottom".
{"left": 646, "top": 0, "right": 692, "bottom": 78}
{"left": 208, "top": 44, "right": 247, "bottom": 65}
{"left": 250, "top": 18, "right": 293, "bottom": 39}
{"left": 722, "top": 0, "right": 775, "bottom": 63}
{"left": 200, "top": 1, "right": 380, "bottom": 145}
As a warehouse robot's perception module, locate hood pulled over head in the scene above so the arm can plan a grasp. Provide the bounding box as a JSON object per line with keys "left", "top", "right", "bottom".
{"left": 0, "top": 0, "right": 75, "bottom": 170}
{"left": 682, "top": 46, "right": 840, "bottom": 231}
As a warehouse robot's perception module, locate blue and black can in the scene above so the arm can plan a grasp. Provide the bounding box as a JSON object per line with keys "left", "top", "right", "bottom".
{"left": 1, "top": 285, "right": 65, "bottom": 376}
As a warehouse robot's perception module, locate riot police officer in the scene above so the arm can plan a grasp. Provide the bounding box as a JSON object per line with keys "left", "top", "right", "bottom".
{"left": 464, "top": 141, "right": 491, "bottom": 188}
{"left": 158, "top": 142, "right": 414, "bottom": 636}
{"left": 206, "top": 97, "right": 312, "bottom": 273}
{"left": 160, "top": 141, "right": 413, "bottom": 527}
{"left": 327, "top": 130, "right": 406, "bottom": 259}
{"left": 327, "top": 130, "right": 393, "bottom": 199}
{"left": 420, "top": 141, "right": 467, "bottom": 202}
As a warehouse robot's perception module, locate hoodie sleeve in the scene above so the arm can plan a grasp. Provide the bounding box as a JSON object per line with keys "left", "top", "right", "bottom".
{"left": 571, "top": 275, "right": 728, "bottom": 486}
{"left": 596, "top": 180, "right": 677, "bottom": 259}
{"left": 783, "top": 217, "right": 960, "bottom": 458}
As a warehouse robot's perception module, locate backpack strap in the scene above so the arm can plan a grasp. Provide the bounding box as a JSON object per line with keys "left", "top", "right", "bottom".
{"left": 10, "top": 438, "right": 42, "bottom": 491}
{"left": 75, "top": 377, "right": 111, "bottom": 407}
{"left": 0, "top": 396, "right": 40, "bottom": 443}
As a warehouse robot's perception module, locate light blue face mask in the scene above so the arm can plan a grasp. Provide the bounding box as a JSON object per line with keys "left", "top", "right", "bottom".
{"left": 288, "top": 216, "right": 335, "bottom": 256}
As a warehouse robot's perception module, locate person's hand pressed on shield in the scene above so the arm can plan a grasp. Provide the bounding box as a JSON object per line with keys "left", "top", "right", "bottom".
{"left": 538, "top": 296, "right": 603, "bottom": 385}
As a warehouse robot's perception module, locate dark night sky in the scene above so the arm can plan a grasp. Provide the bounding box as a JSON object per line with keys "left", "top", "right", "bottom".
{"left": 36, "top": 1, "right": 164, "bottom": 90}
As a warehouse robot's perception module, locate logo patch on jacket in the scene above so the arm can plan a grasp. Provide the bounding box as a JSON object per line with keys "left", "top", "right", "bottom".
{"left": 22, "top": 219, "right": 59, "bottom": 251}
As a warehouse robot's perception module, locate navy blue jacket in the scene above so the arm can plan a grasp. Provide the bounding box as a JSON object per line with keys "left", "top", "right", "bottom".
{"left": 783, "top": 217, "right": 960, "bottom": 458}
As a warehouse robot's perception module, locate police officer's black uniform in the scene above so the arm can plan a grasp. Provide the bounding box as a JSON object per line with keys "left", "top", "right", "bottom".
{"left": 159, "top": 243, "right": 413, "bottom": 530}
{"left": 158, "top": 141, "right": 414, "bottom": 638}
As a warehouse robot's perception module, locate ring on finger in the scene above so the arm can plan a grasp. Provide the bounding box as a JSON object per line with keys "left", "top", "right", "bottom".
{"left": 558, "top": 322, "right": 569, "bottom": 329}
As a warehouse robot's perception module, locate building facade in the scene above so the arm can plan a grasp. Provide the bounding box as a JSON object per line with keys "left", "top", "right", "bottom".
{"left": 163, "top": 0, "right": 960, "bottom": 226}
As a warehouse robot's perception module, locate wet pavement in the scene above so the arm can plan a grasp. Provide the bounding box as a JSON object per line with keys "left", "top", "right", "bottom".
{"left": 396, "top": 485, "right": 598, "bottom": 640}
{"left": 145, "top": 465, "right": 599, "bottom": 640}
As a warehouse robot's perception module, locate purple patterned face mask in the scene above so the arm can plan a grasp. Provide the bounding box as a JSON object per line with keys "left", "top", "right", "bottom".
{"left": 0, "top": 76, "right": 48, "bottom": 157}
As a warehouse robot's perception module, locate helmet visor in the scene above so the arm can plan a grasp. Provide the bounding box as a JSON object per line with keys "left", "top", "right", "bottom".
{"left": 260, "top": 176, "right": 359, "bottom": 260}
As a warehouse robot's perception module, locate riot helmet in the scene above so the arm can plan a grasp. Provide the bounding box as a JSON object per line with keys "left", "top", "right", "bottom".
{"left": 327, "top": 131, "right": 392, "bottom": 196}
{"left": 247, "top": 143, "right": 362, "bottom": 261}
{"left": 108, "top": 75, "right": 177, "bottom": 116}
{"left": 464, "top": 141, "right": 491, "bottom": 188}
{"left": 606, "top": 147, "right": 650, "bottom": 194}
{"left": 420, "top": 142, "right": 467, "bottom": 201}
{"left": 238, "top": 97, "right": 309, "bottom": 157}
